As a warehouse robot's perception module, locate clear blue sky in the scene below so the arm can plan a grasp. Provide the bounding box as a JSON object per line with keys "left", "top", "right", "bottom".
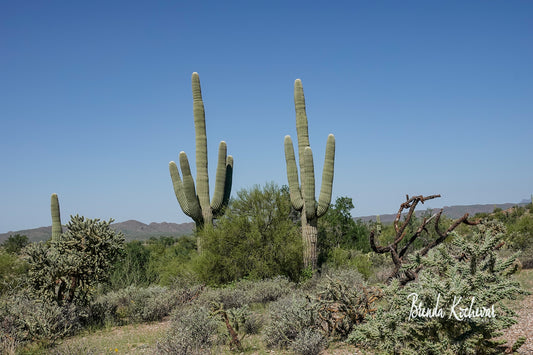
{"left": 1, "top": 1, "right": 532, "bottom": 233}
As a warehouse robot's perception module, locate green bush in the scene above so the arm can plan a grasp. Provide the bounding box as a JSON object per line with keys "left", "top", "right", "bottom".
{"left": 323, "top": 248, "right": 374, "bottom": 279}
{"left": 108, "top": 240, "right": 153, "bottom": 290}
{"left": 1, "top": 234, "right": 28, "bottom": 254}
{"left": 0, "top": 249, "right": 27, "bottom": 295}
{"left": 146, "top": 235, "right": 198, "bottom": 286}
{"left": 318, "top": 197, "right": 371, "bottom": 266}
{"left": 195, "top": 183, "right": 303, "bottom": 285}
{"left": 349, "top": 221, "right": 528, "bottom": 354}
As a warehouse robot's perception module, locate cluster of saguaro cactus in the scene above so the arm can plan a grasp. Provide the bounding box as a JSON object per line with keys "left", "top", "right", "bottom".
{"left": 284, "top": 79, "right": 335, "bottom": 270}
{"left": 169, "top": 72, "right": 233, "bottom": 236}
{"left": 51, "top": 193, "right": 62, "bottom": 240}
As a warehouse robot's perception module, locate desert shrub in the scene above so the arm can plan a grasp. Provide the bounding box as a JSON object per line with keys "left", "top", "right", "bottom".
{"left": 322, "top": 248, "right": 374, "bottom": 279}
{"left": 0, "top": 328, "right": 18, "bottom": 355}
{"left": 0, "top": 292, "right": 80, "bottom": 345}
{"left": 195, "top": 183, "right": 303, "bottom": 285}
{"left": 1, "top": 234, "right": 28, "bottom": 254}
{"left": 25, "top": 215, "right": 125, "bottom": 306}
{"left": 520, "top": 245, "right": 533, "bottom": 269}
{"left": 147, "top": 235, "right": 198, "bottom": 286}
{"left": 318, "top": 197, "right": 371, "bottom": 266}
{"left": 316, "top": 267, "right": 364, "bottom": 289}
{"left": 237, "top": 276, "right": 295, "bottom": 304}
{"left": 310, "top": 268, "right": 382, "bottom": 339}
{"left": 198, "top": 286, "right": 248, "bottom": 310}
{"left": 108, "top": 240, "right": 153, "bottom": 290}
{"left": 240, "top": 309, "right": 263, "bottom": 335}
{"left": 291, "top": 328, "right": 327, "bottom": 355}
{"left": 507, "top": 213, "right": 533, "bottom": 259}
{"left": 263, "top": 294, "right": 316, "bottom": 349}
{"left": 349, "top": 221, "right": 528, "bottom": 354}
{"left": 157, "top": 305, "right": 219, "bottom": 354}
{"left": 210, "top": 303, "right": 264, "bottom": 350}
{"left": 90, "top": 284, "right": 203, "bottom": 326}
{"left": 0, "top": 249, "right": 27, "bottom": 295}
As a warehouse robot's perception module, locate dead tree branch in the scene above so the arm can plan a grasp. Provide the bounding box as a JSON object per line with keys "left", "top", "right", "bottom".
{"left": 370, "top": 194, "right": 480, "bottom": 285}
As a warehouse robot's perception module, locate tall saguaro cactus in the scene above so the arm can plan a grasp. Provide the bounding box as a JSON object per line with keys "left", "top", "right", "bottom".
{"left": 169, "top": 72, "right": 233, "bottom": 238}
{"left": 51, "top": 193, "right": 62, "bottom": 240}
{"left": 284, "top": 79, "right": 335, "bottom": 270}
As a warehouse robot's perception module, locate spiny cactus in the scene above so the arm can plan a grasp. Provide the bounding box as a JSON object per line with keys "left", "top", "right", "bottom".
{"left": 284, "top": 79, "right": 335, "bottom": 270}
{"left": 169, "top": 72, "right": 233, "bottom": 237}
{"left": 51, "top": 193, "right": 62, "bottom": 240}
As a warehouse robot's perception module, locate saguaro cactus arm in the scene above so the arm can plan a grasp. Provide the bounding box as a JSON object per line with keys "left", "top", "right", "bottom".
{"left": 211, "top": 141, "right": 231, "bottom": 211}
{"left": 317, "top": 134, "right": 335, "bottom": 217}
{"left": 51, "top": 193, "right": 62, "bottom": 239}
{"left": 284, "top": 135, "right": 304, "bottom": 210}
{"left": 169, "top": 152, "right": 203, "bottom": 224}
{"left": 303, "top": 146, "right": 316, "bottom": 220}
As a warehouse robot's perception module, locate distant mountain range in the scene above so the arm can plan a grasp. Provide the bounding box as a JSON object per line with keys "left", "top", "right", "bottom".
{"left": 0, "top": 220, "right": 195, "bottom": 243}
{"left": 355, "top": 202, "right": 528, "bottom": 224}
{"left": 0, "top": 202, "right": 528, "bottom": 243}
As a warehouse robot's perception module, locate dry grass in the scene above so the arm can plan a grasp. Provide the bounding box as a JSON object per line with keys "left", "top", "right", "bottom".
{"left": 48, "top": 320, "right": 170, "bottom": 354}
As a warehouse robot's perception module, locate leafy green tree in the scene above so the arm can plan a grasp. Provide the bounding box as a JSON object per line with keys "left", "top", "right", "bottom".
{"left": 25, "top": 215, "right": 125, "bottom": 306}
{"left": 318, "top": 197, "right": 370, "bottom": 263}
{"left": 0, "top": 249, "right": 28, "bottom": 295}
{"left": 147, "top": 235, "right": 198, "bottom": 285}
{"left": 1, "top": 234, "right": 28, "bottom": 254}
{"left": 195, "top": 183, "right": 303, "bottom": 284}
{"left": 108, "top": 240, "right": 153, "bottom": 290}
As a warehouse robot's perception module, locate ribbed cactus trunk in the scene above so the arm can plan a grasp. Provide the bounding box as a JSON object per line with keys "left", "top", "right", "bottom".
{"left": 169, "top": 72, "right": 233, "bottom": 251}
{"left": 301, "top": 214, "right": 318, "bottom": 270}
{"left": 51, "top": 193, "right": 62, "bottom": 240}
{"left": 284, "top": 79, "right": 335, "bottom": 271}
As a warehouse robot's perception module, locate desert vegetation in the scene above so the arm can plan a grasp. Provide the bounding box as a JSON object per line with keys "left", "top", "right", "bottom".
{"left": 1, "top": 184, "right": 531, "bottom": 354}
{"left": 1, "top": 74, "right": 531, "bottom": 354}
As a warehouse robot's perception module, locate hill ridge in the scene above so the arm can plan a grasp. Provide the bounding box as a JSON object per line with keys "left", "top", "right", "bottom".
{"left": 1, "top": 202, "right": 528, "bottom": 243}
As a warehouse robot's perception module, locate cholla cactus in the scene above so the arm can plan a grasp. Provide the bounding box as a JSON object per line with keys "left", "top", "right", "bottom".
{"left": 350, "top": 221, "right": 528, "bottom": 354}
{"left": 284, "top": 79, "right": 335, "bottom": 270}
{"left": 169, "top": 72, "right": 233, "bottom": 234}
